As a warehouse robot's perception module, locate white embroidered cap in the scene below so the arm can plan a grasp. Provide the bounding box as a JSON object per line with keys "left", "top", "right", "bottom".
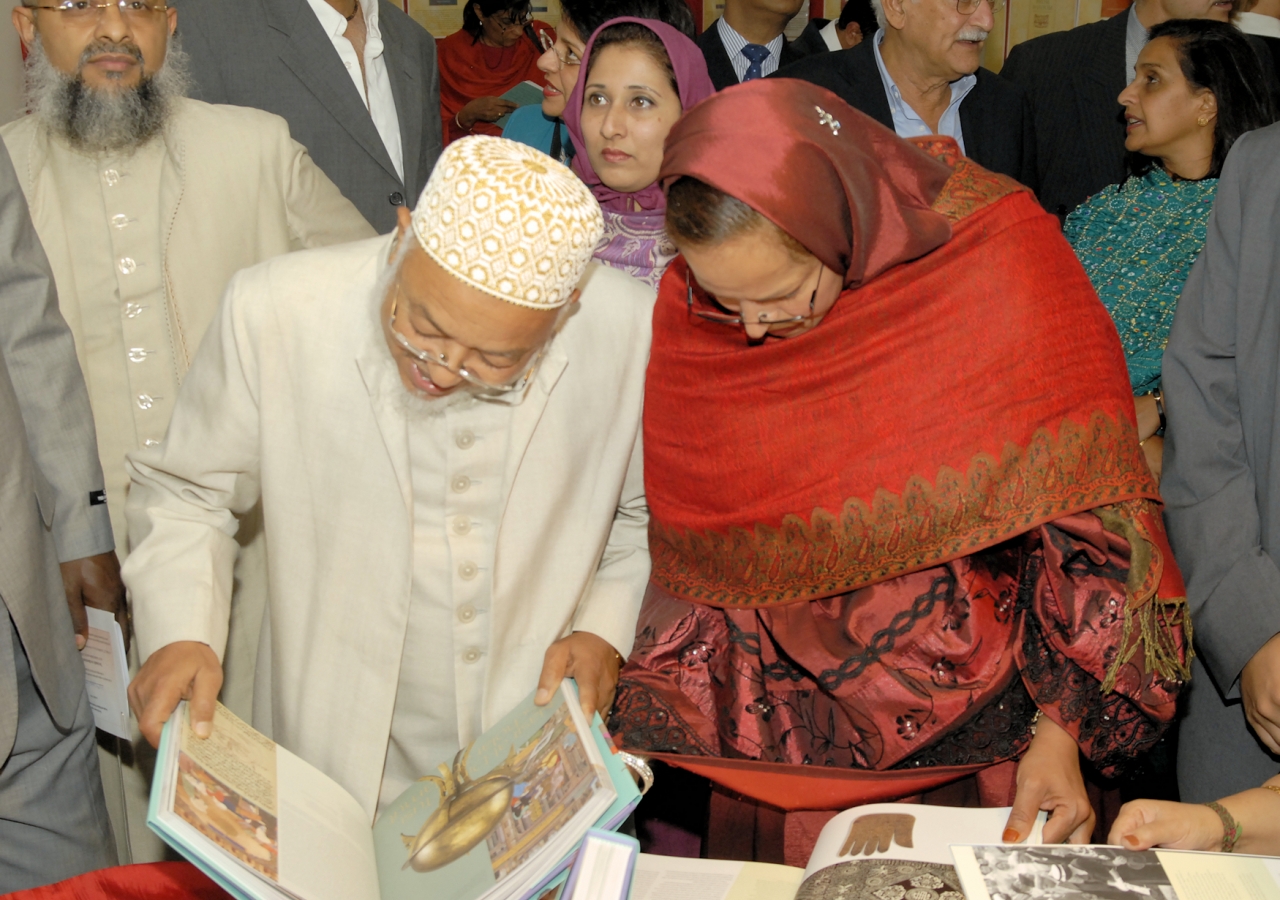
{"left": 411, "top": 136, "right": 603, "bottom": 309}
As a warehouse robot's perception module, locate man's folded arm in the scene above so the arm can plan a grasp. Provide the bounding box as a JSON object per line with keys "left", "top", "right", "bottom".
{"left": 1161, "top": 129, "right": 1280, "bottom": 695}
{"left": 572, "top": 422, "right": 650, "bottom": 658}
{"left": 123, "top": 268, "right": 267, "bottom": 665}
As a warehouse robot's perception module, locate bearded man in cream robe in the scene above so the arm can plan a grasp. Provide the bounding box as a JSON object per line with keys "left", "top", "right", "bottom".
{"left": 125, "top": 137, "right": 654, "bottom": 818}
{"left": 4, "top": 0, "right": 374, "bottom": 858}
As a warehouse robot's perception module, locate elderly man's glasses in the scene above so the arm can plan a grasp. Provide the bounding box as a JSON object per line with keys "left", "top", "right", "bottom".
{"left": 956, "top": 0, "right": 1004, "bottom": 15}
{"left": 686, "top": 269, "right": 822, "bottom": 330}
{"left": 388, "top": 290, "right": 542, "bottom": 395}
{"left": 27, "top": 0, "right": 168, "bottom": 19}
{"left": 490, "top": 9, "right": 532, "bottom": 29}
{"left": 538, "top": 28, "right": 582, "bottom": 67}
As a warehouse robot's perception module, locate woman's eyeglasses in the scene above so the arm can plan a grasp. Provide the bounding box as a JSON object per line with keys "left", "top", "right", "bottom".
{"left": 490, "top": 8, "right": 532, "bottom": 29}
{"left": 685, "top": 269, "right": 823, "bottom": 329}
{"left": 538, "top": 28, "right": 582, "bottom": 67}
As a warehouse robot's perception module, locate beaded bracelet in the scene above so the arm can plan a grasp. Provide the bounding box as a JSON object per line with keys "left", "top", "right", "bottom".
{"left": 1203, "top": 801, "right": 1241, "bottom": 852}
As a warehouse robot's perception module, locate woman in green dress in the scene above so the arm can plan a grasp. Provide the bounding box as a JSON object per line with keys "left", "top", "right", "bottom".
{"left": 1065, "top": 19, "right": 1274, "bottom": 480}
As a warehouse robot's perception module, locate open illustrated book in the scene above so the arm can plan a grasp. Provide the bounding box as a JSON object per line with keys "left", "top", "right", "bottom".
{"left": 147, "top": 680, "right": 640, "bottom": 900}
{"left": 630, "top": 804, "right": 1048, "bottom": 900}
{"left": 952, "top": 843, "right": 1280, "bottom": 900}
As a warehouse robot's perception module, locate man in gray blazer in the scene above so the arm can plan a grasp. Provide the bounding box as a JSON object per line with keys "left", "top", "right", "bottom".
{"left": 0, "top": 145, "right": 119, "bottom": 888}
{"left": 1162, "top": 123, "right": 1280, "bottom": 802}
{"left": 171, "top": 0, "right": 443, "bottom": 233}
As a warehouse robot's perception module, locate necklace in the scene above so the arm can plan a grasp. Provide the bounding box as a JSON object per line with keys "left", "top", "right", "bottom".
{"left": 480, "top": 40, "right": 515, "bottom": 71}
{"left": 344, "top": 1, "right": 358, "bottom": 21}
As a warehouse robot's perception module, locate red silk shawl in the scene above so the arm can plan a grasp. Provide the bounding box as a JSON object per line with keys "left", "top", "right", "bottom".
{"left": 645, "top": 144, "right": 1162, "bottom": 609}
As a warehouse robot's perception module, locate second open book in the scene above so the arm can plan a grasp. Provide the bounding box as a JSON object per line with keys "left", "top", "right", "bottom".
{"left": 146, "top": 680, "right": 640, "bottom": 900}
{"left": 628, "top": 804, "right": 1046, "bottom": 900}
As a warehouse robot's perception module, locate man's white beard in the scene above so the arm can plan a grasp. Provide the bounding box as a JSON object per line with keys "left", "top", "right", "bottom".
{"left": 24, "top": 34, "right": 190, "bottom": 155}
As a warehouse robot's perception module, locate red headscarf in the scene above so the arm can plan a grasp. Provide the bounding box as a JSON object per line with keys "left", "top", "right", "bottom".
{"left": 645, "top": 81, "right": 1166, "bottom": 608}
{"left": 659, "top": 78, "right": 953, "bottom": 288}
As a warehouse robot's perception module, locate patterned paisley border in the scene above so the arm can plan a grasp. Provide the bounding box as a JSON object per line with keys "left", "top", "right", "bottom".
{"left": 650, "top": 411, "right": 1158, "bottom": 608}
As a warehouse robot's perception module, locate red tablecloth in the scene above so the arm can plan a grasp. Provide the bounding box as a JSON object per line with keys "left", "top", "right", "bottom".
{"left": 3, "top": 862, "right": 230, "bottom": 899}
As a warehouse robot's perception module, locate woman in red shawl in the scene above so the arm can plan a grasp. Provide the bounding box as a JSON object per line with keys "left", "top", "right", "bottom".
{"left": 610, "top": 80, "right": 1190, "bottom": 856}
{"left": 437, "top": 0, "right": 550, "bottom": 145}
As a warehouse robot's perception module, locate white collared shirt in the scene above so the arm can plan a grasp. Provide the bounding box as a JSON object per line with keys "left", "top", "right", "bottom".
{"left": 1125, "top": 3, "right": 1148, "bottom": 80}
{"left": 819, "top": 18, "right": 843, "bottom": 52}
{"left": 871, "top": 30, "right": 975, "bottom": 153}
{"left": 1237, "top": 11, "right": 1280, "bottom": 38}
{"left": 718, "top": 17, "right": 786, "bottom": 81}
{"left": 304, "top": 0, "right": 404, "bottom": 181}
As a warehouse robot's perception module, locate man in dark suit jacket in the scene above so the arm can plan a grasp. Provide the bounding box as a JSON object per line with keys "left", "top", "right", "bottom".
{"left": 698, "top": 0, "right": 809, "bottom": 90}
{"left": 1002, "top": 0, "right": 1276, "bottom": 216}
{"left": 1235, "top": 4, "right": 1280, "bottom": 101}
{"left": 790, "top": 0, "right": 880, "bottom": 57}
{"left": 776, "top": 0, "right": 1038, "bottom": 191}
{"left": 790, "top": 16, "right": 834, "bottom": 56}
{"left": 172, "top": 0, "right": 442, "bottom": 233}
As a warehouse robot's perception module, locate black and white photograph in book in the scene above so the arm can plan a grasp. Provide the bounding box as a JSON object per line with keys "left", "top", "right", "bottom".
{"left": 974, "top": 846, "right": 1178, "bottom": 900}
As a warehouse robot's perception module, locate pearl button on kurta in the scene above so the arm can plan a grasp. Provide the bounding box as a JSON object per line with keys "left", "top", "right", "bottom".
{"left": 46, "top": 138, "right": 170, "bottom": 545}
{"left": 380, "top": 396, "right": 513, "bottom": 809}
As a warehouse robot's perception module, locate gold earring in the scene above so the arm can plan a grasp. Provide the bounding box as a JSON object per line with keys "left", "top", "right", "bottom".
{"left": 1198, "top": 116, "right": 1209, "bottom": 126}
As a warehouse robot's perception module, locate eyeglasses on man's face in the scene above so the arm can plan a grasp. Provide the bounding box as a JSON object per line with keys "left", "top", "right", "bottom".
{"left": 387, "top": 288, "right": 543, "bottom": 395}
{"left": 538, "top": 28, "right": 582, "bottom": 67}
{"left": 27, "top": 0, "right": 168, "bottom": 21}
{"left": 954, "top": 0, "right": 1004, "bottom": 16}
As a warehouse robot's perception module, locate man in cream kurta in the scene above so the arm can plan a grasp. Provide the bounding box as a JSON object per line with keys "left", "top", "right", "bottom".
{"left": 125, "top": 137, "right": 653, "bottom": 818}
{"left": 5, "top": 0, "right": 374, "bottom": 860}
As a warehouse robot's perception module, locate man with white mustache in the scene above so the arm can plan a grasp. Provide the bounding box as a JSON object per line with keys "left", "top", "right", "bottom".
{"left": 775, "top": 0, "right": 1037, "bottom": 190}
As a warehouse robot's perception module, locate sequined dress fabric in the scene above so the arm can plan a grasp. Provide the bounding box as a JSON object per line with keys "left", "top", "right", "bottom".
{"left": 612, "top": 510, "right": 1181, "bottom": 778}
{"left": 1065, "top": 169, "right": 1218, "bottom": 395}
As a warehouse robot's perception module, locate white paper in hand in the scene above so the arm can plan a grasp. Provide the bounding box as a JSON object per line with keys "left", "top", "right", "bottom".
{"left": 81, "top": 607, "right": 132, "bottom": 739}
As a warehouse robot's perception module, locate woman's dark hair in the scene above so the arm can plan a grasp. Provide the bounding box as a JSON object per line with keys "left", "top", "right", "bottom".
{"left": 585, "top": 22, "right": 680, "bottom": 93}
{"left": 558, "top": 0, "right": 696, "bottom": 42}
{"left": 462, "top": 0, "right": 533, "bottom": 39}
{"left": 666, "top": 176, "right": 811, "bottom": 259}
{"left": 1129, "top": 18, "right": 1276, "bottom": 178}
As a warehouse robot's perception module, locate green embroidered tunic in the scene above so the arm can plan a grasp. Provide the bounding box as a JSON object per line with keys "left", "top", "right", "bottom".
{"left": 1065, "top": 168, "right": 1218, "bottom": 395}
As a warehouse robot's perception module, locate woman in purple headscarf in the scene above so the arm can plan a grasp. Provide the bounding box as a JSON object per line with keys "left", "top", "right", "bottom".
{"left": 564, "top": 17, "right": 715, "bottom": 289}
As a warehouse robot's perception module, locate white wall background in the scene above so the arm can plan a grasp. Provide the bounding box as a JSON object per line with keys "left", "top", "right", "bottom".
{"left": 0, "top": 1, "right": 24, "bottom": 125}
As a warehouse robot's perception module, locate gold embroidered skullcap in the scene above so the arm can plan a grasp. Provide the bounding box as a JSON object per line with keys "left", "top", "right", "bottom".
{"left": 412, "top": 136, "right": 603, "bottom": 309}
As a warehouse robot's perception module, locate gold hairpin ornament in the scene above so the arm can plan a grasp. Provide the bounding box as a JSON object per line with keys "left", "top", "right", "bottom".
{"left": 815, "top": 106, "right": 841, "bottom": 135}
